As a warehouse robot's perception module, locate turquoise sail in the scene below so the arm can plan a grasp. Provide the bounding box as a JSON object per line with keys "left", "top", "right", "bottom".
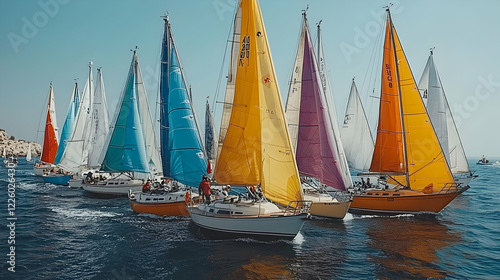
{"left": 54, "top": 82, "right": 79, "bottom": 165}
{"left": 101, "top": 52, "right": 149, "bottom": 173}
{"left": 160, "top": 16, "right": 208, "bottom": 186}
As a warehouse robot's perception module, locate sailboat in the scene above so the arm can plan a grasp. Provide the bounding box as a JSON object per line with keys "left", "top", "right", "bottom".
{"left": 43, "top": 63, "right": 93, "bottom": 186}
{"left": 83, "top": 50, "right": 155, "bottom": 195}
{"left": 69, "top": 67, "right": 110, "bottom": 189}
{"left": 285, "top": 12, "right": 351, "bottom": 219}
{"left": 42, "top": 80, "right": 80, "bottom": 185}
{"left": 418, "top": 49, "right": 476, "bottom": 185}
{"left": 26, "top": 143, "right": 32, "bottom": 162}
{"left": 187, "top": 0, "right": 310, "bottom": 240}
{"left": 129, "top": 15, "right": 207, "bottom": 216}
{"left": 34, "top": 82, "right": 59, "bottom": 176}
{"left": 349, "top": 8, "right": 469, "bottom": 215}
{"left": 341, "top": 78, "right": 375, "bottom": 172}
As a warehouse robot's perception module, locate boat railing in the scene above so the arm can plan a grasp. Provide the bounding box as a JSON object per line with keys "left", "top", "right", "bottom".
{"left": 437, "top": 182, "right": 465, "bottom": 194}
{"left": 284, "top": 200, "right": 312, "bottom": 215}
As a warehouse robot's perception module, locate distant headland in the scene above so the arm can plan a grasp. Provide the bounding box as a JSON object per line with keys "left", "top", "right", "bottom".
{"left": 0, "top": 128, "right": 41, "bottom": 157}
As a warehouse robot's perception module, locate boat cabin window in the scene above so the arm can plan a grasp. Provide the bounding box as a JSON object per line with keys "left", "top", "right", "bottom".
{"left": 382, "top": 193, "right": 389, "bottom": 196}
{"left": 217, "top": 210, "right": 231, "bottom": 215}
{"left": 367, "top": 193, "right": 373, "bottom": 195}
{"left": 146, "top": 198, "right": 150, "bottom": 201}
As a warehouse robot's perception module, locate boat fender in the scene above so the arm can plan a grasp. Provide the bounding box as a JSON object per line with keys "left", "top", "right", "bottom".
{"left": 185, "top": 191, "right": 191, "bottom": 203}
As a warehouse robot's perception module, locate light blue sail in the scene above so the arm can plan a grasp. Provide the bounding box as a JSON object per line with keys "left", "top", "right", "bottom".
{"left": 160, "top": 17, "right": 208, "bottom": 186}
{"left": 101, "top": 53, "right": 149, "bottom": 173}
{"left": 54, "top": 82, "right": 79, "bottom": 164}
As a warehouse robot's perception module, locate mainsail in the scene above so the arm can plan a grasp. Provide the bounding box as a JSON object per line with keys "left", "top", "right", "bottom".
{"left": 136, "top": 55, "right": 162, "bottom": 175}
{"left": 370, "top": 11, "right": 455, "bottom": 192}
{"left": 100, "top": 51, "right": 149, "bottom": 173}
{"left": 285, "top": 14, "right": 350, "bottom": 191}
{"left": 160, "top": 16, "right": 208, "bottom": 186}
{"left": 419, "top": 50, "right": 470, "bottom": 174}
{"left": 316, "top": 20, "right": 353, "bottom": 189}
{"left": 341, "top": 79, "right": 374, "bottom": 171}
{"left": 214, "top": 0, "right": 302, "bottom": 205}
{"left": 87, "top": 68, "right": 110, "bottom": 169}
{"left": 58, "top": 64, "right": 93, "bottom": 172}
{"left": 54, "top": 81, "right": 79, "bottom": 165}
{"left": 40, "top": 82, "right": 59, "bottom": 164}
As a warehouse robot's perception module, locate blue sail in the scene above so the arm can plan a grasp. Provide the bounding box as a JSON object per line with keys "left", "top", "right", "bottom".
{"left": 160, "top": 18, "right": 170, "bottom": 177}
{"left": 101, "top": 53, "right": 149, "bottom": 173}
{"left": 160, "top": 18, "right": 207, "bottom": 186}
{"left": 167, "top": 47, "right": 208, "bottom": 186}
{"left": 54, "top": 83, "right": 79, "bottom": 164}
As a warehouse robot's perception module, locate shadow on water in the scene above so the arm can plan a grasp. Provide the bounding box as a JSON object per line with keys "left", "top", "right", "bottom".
{"left": 365, "top": 215, "right": 462, "bottom": 279}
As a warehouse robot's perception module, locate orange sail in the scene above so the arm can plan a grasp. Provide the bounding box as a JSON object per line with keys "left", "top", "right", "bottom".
{"left": 369, "top": 18, "right": 405, "bottom": 174}
{"left": 390, "top": 22, "right": 455, "bottom": 192}
{"left": 370, "top": 12, "right": 455, "bottom": 192}
{"left": 41, "top": 82, "right": 59, "bottom": 164}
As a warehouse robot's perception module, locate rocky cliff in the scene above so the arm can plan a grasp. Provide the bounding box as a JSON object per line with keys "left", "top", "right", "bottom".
{"left": 0, "top": 129, "right": 42, "bottom": 157}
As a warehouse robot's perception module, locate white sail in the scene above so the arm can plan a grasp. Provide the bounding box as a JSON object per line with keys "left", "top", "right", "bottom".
{"left": 26, "top": 144, "right": 32, "bottom": 162}
{"left": 419, "top": 51, "right": 470, "bottom": 174}
{"left": 316, "top": 23, "right": 353, "bottom": 188}
{"left": 135, "top": 55, "right": 163, "bottom": 175}
{"left": 341, "top": 79, "right": 374, "bottom": 171}
{"left": 217, "top": 4, "right": 241, "bottom": 162}
{"left": 87, "top": 68, "right": 110, "bottom": 169}
{"left": 58, "top": 63, "right": 93, "bottom": 172}
{"left": 284, "top": 17, "right": 305, "bottom": 151}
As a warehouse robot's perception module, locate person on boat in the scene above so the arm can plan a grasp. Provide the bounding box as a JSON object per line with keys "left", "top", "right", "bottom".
{"left": 199, "top": 175, "right": 211, "bottom": 204}
{"left": 366, "top": 178, "right": 372, "bottom": 188}
{"left": 142, "top": 179, "right": 152, "bottom": 192}
{"left": 219, "top": 185, "right": 230, "bottom": 200}
{"left": 85, "top": 172, "right": 93, "bottom": 184}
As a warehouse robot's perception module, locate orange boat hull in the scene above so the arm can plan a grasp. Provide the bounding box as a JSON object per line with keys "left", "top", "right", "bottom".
{"left": 130, "top": 200, "right": 189, "bottom": 216}
{"left": 350, "top": 190, "right": 460, "bottom": 214}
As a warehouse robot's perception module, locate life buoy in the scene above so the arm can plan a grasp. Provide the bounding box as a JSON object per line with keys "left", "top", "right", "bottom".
{"left": 185, "top": 191, "right": 191, "bottom": 203}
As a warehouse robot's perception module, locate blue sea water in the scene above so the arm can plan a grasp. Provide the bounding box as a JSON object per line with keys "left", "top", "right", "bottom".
{"left": 1, "top": 159, "right": 499, "bottom": 279}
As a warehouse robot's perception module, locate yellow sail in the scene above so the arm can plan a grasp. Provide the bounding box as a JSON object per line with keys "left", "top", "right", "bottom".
{"left": 388, "top": 15, "right": 455, "bottom": 192}
{"left": 214, "top": 0, "right": 302, "bottom": 205}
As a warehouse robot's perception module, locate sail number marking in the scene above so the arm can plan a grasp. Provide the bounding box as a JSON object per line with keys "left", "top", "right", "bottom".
{"left": 239, "top": 36, "right": 250, "bottom": 66}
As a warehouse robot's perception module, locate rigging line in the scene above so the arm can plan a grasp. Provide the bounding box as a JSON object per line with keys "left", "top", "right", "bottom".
{"left": 212, "top": 3, "right": 238, "bottom": 117}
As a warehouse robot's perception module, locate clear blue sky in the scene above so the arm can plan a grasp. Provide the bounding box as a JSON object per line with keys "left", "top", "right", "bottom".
{"left": 0, "top": 0, "right": 499, "bottom": 158}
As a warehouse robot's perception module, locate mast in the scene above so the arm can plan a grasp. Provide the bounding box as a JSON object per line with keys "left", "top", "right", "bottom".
{"left": 316, "top": 20, "right": 322, "bottom": 62}
{"left": 387, "top": 8, "right": 410, "bottom": 187}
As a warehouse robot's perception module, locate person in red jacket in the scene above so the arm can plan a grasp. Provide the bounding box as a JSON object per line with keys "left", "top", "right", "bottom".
{"left": 142, "top": 180, "right": 151, "bottom": 192}
{"left": 199, "top": 175, "right": 211, "bottom": 204}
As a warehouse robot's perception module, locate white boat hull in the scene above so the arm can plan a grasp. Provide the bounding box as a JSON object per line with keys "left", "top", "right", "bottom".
{"left": 68, "top": 179, "right": 84, "bottom": 189}
{"left": 34, "top": 165, "right": 52, "bottom": 176}
{"left": 83, "top": 179, "right": 143, "bottom": 195}
{"left": 188, "top": 201, "right": 307, "bottom": 240}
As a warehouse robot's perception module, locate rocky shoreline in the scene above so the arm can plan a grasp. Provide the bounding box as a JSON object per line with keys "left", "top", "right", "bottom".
{"left": 0, "top": 129, "right": 41, "bottom": 157}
